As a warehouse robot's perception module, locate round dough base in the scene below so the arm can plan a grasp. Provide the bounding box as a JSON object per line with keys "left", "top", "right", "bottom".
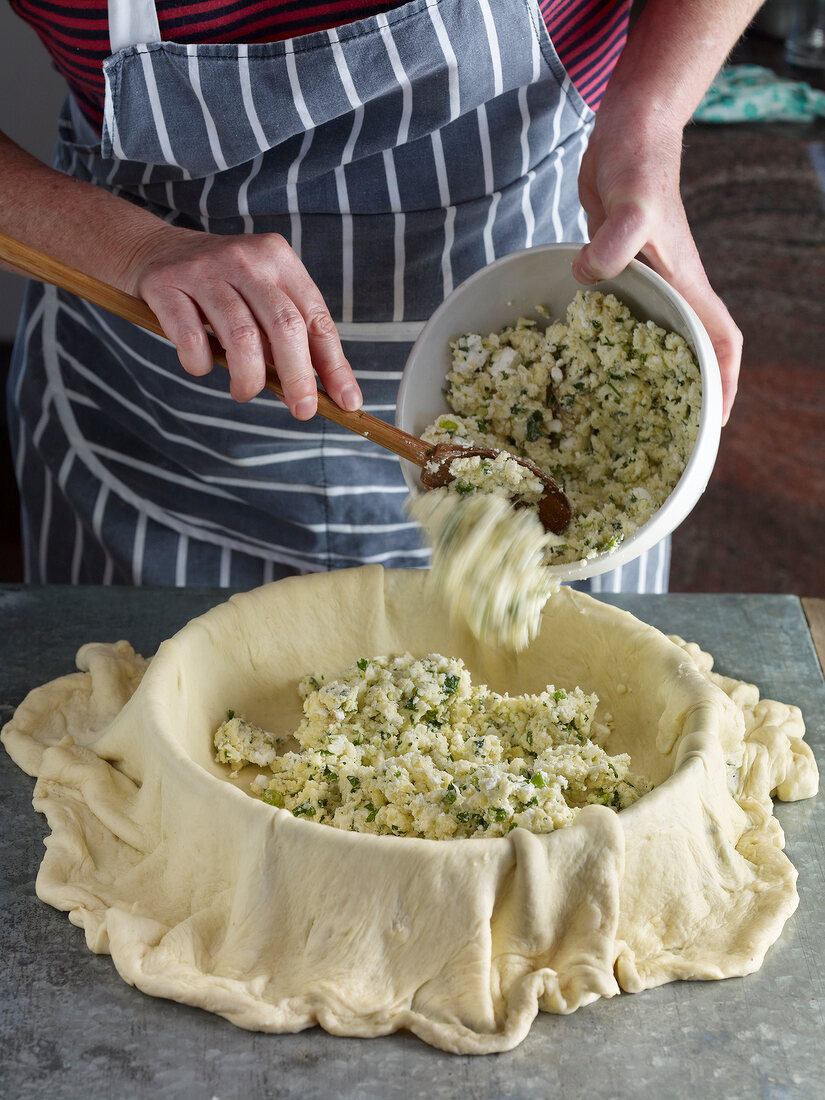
{"left": 1, "top": 568, "right": 818, "bottom": 1054}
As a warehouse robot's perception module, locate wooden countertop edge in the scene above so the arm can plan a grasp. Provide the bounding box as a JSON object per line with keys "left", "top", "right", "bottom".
{"left": 802, "top": 597, "right": 825, "bottom": 678}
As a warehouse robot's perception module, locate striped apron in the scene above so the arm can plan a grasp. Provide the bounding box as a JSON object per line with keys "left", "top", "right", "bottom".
{"left": 7, "top": 0, "right": 669, "bottom": 593}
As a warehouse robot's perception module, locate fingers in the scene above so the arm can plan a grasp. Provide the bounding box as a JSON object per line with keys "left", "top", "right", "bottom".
{"left": 706, "top": 312, "right": 742, "bottom": 426}
{"left": 196, "top": 284, "right": 269, "bottom": 404}
{"left": 136, "top": 229, "right": 362, "bottom": 416}
{"left": 296, "top": 298, "right": 362, "bottom": 413}
{"left": 635, "top": 220, "right": 742, "bottom": 425}
{"left": 656, "top": 249, "right": 742, "bottom": 426}
{"left": 144, "top": 286, "right": 214, "bottom": 378}
{"left": 246, "top": 260, "right": 362, "bottom": 416}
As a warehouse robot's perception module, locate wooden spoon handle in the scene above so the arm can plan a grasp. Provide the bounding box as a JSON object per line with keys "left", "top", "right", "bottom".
{"left": 0, "top": 231, "right": 433, "bottom": 468}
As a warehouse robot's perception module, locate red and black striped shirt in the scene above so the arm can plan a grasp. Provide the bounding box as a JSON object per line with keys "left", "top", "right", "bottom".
{"left": 10, "top": 0, "right": 631, "bottom": 131}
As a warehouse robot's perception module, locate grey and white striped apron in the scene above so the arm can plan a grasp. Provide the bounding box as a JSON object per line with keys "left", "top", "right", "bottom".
{"left": 7, "top": 0, "right": 669, "bottom": 593}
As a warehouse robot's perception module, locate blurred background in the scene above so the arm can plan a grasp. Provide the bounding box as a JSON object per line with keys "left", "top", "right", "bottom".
{"left": 1, "top": 0, "right": 823, "bottom": 593}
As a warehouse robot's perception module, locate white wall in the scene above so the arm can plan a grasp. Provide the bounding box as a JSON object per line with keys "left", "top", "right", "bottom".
{"left": 0, "top": 7, "right": 69, "bottom": 340}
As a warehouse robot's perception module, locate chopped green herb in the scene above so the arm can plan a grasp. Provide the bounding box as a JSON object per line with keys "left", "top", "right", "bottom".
{"left": 525, "top": 408, "right": 544, "bottom": 442}
{"left": 443, "top": 674, "right": 460, "bottom": 696}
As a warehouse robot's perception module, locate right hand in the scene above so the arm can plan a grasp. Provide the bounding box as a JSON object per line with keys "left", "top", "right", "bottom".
{"left": 123, "top": 226, "right": 362, "bottom": 417}
{"left": 572, "top": 112, "right": 742, "bottom": 425}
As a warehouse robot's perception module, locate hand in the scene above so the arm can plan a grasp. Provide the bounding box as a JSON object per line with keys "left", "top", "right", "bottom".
{"left": 122, "top": 226, "right": 362, "bottom": 416}
{"left": 572, "top": 112, "right": 742, "bottom": 425}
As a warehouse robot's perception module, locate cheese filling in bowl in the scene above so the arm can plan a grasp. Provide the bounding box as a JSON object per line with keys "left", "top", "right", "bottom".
{"left": 420, "top": 289, "right": 702, "bottom": 565}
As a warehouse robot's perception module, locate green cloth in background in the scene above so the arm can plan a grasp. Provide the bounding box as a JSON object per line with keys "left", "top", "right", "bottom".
{"left": 694, "top": 64, "right": 825, "bottom": 123}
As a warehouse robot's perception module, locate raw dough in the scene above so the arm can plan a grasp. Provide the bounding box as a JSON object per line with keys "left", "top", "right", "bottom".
{"left": 1, "top": 569, "right": 818, "bottom": 1055}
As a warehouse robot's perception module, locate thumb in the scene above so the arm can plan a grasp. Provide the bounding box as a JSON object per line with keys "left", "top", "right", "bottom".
{"left": 572, "top": 201, "right": 650, "bottom": 283}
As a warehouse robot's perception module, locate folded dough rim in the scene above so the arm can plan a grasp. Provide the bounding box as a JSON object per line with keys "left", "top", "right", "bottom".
{"left": 1, "top": 567, "right": 818, "bottom": 1055}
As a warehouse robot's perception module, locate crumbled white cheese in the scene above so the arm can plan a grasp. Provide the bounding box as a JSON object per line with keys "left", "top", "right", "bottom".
{"left": 444, "top": 450, "right": 545, "bottom": 505}
{"left": 214, "top": 714, "right": 280, "bottom": 776}
{"left": 421, "top": 290, "right": 702, "bottom": 564}
{"left": 489, "top": 346, "right": 521, "bottom": 375}
{"left": 408, "top": 489, "right": 559, "bottom": 652}
{"left": 215, "top": 654, "right": 652, "bottom": 839}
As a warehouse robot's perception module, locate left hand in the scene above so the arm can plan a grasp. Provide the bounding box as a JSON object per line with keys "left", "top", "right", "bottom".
{"left": 572, "top": 110, "right": 742, "bottom": 425}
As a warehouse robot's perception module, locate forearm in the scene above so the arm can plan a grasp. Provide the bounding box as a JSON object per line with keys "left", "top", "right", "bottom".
{"left": 0, "top": 130, "right": 169, "bottom": 292}
{"left": 601, "top": 0, "right": 763, "bottom": 131}
{"left": 0, "top": 130, "right": 360, "bottom": 412}
{"left": 573, "top": 1, "right": 755, "bottom": 423}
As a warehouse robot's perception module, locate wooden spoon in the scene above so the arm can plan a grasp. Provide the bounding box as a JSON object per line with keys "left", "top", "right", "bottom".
{"left": 0, "top": 231, "right": 571, "bottom": 534}
{"left": 419, "top": 444, "right": 570, "bottom": 535}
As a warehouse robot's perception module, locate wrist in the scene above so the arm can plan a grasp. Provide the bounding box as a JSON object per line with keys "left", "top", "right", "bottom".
{"left": 0, "top": 133, "right": 186, "bottom": 294}
{"left": 589, "top": 89, "right": 684, "bottom": 167}
{"left": 113, "top": 221, "right": 190, "bottom": 298}
{"left": 597, "top": 56, "right": 699, "bottom": 138}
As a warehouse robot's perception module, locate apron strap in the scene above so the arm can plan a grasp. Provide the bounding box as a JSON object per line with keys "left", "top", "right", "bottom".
{"left": 108, "top": 0, "right": 162, "bottom": 51}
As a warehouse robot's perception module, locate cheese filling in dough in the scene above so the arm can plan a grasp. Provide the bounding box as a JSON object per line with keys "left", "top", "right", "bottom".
{"left": 215, "top": 652, "right": 651, "bottom": 839}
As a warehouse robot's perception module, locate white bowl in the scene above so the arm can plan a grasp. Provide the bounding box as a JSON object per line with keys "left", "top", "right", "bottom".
{"left": 396, "top": 243, "right": 723, "bottom": 583}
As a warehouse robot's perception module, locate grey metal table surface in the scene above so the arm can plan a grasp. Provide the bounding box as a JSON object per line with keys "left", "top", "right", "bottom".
{"left": 1, "top": 585, "right": 823, "bottom": 1100}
